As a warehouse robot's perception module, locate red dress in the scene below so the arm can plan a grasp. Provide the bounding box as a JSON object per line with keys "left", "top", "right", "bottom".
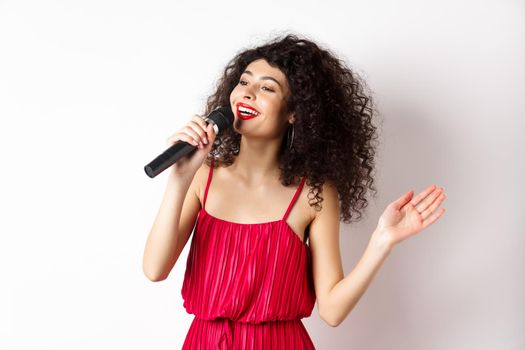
{"left": 181, "top": 158, "right": 317, "bottom": 349}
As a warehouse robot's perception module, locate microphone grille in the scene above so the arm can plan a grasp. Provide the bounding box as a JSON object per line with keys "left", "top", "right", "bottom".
{"left": 207, "top": 106, "right": 234, "bottom": 132}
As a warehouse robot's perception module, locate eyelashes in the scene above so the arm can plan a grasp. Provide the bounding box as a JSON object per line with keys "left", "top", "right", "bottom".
{"left": 239, "top": 80, "right": 274, "bottom": 92}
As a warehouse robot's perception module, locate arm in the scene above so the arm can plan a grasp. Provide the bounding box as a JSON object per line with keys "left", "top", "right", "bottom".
{"left": 310, "top": 181, "right": 388, "bottom": 327}
{"left": 322, "top": 231, "right": 392, "bottom": 327}
{"left": 142, "top": 167, "right": 205, "bottom": 282}
{"left": 310, "top": 183, "right": 446, "bottom": 327}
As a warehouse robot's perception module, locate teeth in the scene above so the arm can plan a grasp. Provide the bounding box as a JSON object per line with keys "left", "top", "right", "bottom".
{"left": 238, "top": 106, "right": 259, "bottom": 115}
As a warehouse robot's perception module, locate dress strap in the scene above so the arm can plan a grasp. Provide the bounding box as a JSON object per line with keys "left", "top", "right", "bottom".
{"left": 282, "top": 176, "right": 307, "bottom": 220}
{"left": 202, "top": 158, "right": 214, "bottom": 210}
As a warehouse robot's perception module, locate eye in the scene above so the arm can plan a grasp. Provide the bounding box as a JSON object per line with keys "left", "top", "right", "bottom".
{"left": 238, "top": 79, "right": 274, "bottom": 92}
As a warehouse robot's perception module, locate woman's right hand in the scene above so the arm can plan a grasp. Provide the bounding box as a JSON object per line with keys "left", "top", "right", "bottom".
{"left": 166, "top": 114, "right": 217, "bottom": 177}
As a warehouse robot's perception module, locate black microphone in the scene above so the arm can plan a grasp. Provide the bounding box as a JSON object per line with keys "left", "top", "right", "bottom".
{"left": 144, "top": 106, "right": 234, "bottom": 178}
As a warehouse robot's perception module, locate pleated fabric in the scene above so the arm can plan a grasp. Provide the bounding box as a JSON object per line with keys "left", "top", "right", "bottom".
{"left": 180, "top": 158, "right": 316, "bottom": 349}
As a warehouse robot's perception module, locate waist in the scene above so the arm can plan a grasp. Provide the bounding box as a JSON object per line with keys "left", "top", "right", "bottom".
{"left": 194, "top": 315, "right": 304, "bottom": 325}
{"left": 191, "top": 316, "right": 308, "bottom": 349}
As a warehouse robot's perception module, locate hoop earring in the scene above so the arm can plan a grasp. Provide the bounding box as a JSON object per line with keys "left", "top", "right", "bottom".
{"left": 287, "top": 123, "right": 295, "bottom": 150}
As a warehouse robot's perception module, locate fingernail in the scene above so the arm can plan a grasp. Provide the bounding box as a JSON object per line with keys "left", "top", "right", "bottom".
{"left": 203, "top": 138, "right": 208, "bottom": 144}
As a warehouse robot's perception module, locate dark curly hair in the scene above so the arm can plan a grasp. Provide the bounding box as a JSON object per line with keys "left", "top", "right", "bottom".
{"left": 202, "top": 33, "right": 382, "bottom": 224}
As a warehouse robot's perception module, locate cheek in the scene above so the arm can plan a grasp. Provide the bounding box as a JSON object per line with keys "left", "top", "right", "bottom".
{"left": 262, "top": 98, "right": 283, "bottom": 114}
{"left": 229, "top": 88, "right": 238, "bottom": 101}
{"left": 230, "top": 84, "right": 242, "bottom": 96}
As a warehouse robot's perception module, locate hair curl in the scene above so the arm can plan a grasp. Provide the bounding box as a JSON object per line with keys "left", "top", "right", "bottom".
{"left": 202, "top": 33, "right": 382, "bottom": 224}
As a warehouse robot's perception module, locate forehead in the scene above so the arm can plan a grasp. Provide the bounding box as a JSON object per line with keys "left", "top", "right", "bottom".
{"left": 242, "top": 59, "right": 288, "bottom": 87}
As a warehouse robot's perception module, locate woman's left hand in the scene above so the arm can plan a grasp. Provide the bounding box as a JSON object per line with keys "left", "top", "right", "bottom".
{"left": 373, "top": 185, "right": 447, "bottom": 249}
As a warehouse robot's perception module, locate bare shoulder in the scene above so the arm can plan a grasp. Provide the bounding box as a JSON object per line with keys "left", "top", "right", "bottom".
{"left": 304, "top": 180, "right": 339, "bottom": 222}
{"left": 298, "top": 180, "right": 339, "bottom": 242}
{"left": 193, "top": 160, "right": 213, "bottom": 206}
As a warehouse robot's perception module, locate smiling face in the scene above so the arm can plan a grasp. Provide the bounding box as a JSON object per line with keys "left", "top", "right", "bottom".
{"left": 229, "top": 58, "right": 295, "bottom": 139}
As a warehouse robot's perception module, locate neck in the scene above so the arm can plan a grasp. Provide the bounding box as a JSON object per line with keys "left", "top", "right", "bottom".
{"left": 229, "top": 134, "right": 285, "bottom": 185}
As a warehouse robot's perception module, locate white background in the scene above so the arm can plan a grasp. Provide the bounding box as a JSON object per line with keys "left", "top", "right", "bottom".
{"left": 1, "top": 0, "right": 524, "bottom": 349}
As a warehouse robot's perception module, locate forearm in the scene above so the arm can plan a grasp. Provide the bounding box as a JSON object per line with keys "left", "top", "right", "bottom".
{"left": 324, "top": 230, "right": 393, "bottom": 326}
{"left": 143, "top": 175, "right": 192, "bottom": 281}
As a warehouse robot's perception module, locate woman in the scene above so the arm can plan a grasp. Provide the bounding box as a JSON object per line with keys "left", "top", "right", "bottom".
{"left": 143, "top": 34, "right": 446, "bottom": 349}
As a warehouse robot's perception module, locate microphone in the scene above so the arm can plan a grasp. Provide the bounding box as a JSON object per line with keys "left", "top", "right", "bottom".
{"left": 144, "top": 106, "right": 234, "bottom": 178}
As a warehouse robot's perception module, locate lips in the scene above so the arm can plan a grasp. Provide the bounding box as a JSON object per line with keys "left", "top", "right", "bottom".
{"left": 236, "top": 102, "right": 260, "bottom": 120}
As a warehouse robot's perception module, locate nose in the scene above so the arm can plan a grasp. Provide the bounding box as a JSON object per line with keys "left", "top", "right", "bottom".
{"left": 242, "top": 85, "right": 255, "bottom": 100}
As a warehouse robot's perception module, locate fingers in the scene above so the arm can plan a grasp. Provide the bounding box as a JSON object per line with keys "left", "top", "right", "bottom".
{"left": 418, "top": 187, "right": 445, "bottom": 216}
{"left": 422, "top": 207, "right": 446, "bottom": 229}
{"left": 186, "top": 115, "right": 209, "bottom": 145}
{"left": 413, "top": 186, "right": 444, "bottom": 213}
{"left": 420, "top": 191, "right": 446, "bottom": 219}
{"left": 409, "top": 184, "right": 437, "bottom": 207}
{"left": 392, "top": 190, "right": 414, "bottom": 209}
{"left": 206, "top": 120, "right": 217, "bottom": 139}
{"left": 166, "top": 132, "right": 201, "bottom": 148}
{"left": 166, "top": 114, "right": 215, "bottom": 149}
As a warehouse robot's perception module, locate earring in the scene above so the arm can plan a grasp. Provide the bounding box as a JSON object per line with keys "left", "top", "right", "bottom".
{"left": 287, "top": 123, "right": 295, "bottom": 150}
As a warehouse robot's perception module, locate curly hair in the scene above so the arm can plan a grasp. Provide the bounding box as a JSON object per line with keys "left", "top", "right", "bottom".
{"left": 202, "top": 33, "right": 382, "bottom": 224}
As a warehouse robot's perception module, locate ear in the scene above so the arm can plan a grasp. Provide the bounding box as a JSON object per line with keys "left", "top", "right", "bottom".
{"left": 288, "top": 113, "right": 296, "bottom": 124}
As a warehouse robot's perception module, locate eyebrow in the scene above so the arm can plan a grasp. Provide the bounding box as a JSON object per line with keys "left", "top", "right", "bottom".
{"left": 242, "top": 70, "right": 282, "bottom": 88}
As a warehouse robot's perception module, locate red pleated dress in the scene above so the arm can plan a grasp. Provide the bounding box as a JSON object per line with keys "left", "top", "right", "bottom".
{"left": 181, "top": 158, "right": 317, "bottom": 349}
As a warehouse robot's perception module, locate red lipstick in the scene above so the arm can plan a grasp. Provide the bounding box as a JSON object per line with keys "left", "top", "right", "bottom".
{"left": 236, "top": 102, "right": 260, "bottom": 120}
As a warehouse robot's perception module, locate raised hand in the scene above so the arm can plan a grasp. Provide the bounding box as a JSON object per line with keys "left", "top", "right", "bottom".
{"left": 166, "top": 114, "right": 217, "bottom": 177}
{"left": 374, "top": 185, "right": 447, "bottom": 248}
